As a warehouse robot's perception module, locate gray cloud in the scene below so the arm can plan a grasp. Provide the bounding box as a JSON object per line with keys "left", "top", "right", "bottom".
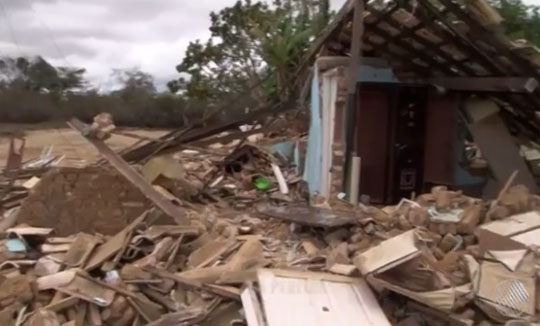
{"left": 0, "top": 0, "right": 348, "bottom": 90}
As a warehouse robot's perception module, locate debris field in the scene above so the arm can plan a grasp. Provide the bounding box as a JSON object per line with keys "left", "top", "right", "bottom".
{"left": 0, "top": 116, "right": 539, "bottom": 326}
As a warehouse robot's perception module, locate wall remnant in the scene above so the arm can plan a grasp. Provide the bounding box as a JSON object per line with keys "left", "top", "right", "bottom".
{"left": 16, "top": 167, "right": 151, "bottom": 236}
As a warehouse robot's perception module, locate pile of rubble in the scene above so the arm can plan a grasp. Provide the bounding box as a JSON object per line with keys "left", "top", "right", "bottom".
{"left": 2, "top": 117, "right": 540, "bottom": 325}
{"left": 1, "top": 183, "right": 540, "bottom": 325}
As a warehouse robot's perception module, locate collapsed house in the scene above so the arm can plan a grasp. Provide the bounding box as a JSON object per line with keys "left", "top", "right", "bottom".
{"left": 2, "top": 0, "right": 540, "bottom": 326}
{"left": 301, "top": 0, "right": 540, "bottom": 204}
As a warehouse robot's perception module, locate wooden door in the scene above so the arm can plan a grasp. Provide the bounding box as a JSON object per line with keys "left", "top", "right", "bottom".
{"left": 355, "top": 89, "right": 390, "bottom": 203}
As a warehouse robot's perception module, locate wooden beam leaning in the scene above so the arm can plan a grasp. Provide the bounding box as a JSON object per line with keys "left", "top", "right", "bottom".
{"left": 122, "top": 99, "right": 294, "bottom": 163}
{"left": 404, "top": 77, "right": 539, "bottom": 93}
{"left": 463, "top": 101, "right": 539, "bottom": 195}
{"left": 67, "top": 118, "right": 189, "bottom": 225}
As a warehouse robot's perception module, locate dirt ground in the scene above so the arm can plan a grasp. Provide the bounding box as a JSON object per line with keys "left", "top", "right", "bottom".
{"left": 0, "top": 123, "right": 169, "bottom": 167}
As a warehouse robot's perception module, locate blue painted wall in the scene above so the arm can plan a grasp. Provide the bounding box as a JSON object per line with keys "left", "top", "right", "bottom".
{"left": 302, "top": 58, "right": 398, "bottom": 195}
{"left": 454, "top": 117, "right": 486, "bottom": 187}
{"left": 357, "top": 58, "right": 399, "bottom": 83}
{"left": 303, "top": 63, "right": 323, "bottom": 194}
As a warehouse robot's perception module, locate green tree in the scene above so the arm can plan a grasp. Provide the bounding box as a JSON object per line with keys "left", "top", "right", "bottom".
{"left": 57, "top": 67, "right": 88, "bottom": 92}
{"left": 0, "top": 56, "right": 87, "bottom": 93}
{"left": 488, "top": 0, "right": 540, "bottom": 45}
{"left": 168, "top": 0, "right": 330, "bottom": 105}
{"left": 112, "top": 68, "right": 156, "bottom": 97}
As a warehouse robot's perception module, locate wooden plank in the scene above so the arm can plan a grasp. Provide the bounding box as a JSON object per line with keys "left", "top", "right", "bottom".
{"left": 0, "top": 138, "right": 25, "bottom": 201}
{"left": 121, "top": 99, "right": 295, "bottom": 163}
{"left": 7, "top": 227, "right": 53, "bottom": 236}
{"left": 404, "top": 77, "right": 539, "bottom": 93}
{"left": 479, "top": 211, "right": 540, "bottom": 237}
{"left": 241, "top": 286, "right": 266, "bottom": 326}
{"left": 88, "top": 304, "right": 103, "bottom": 326}
{"left": 464, "top": 100, "right": 539, "bottom": 195}
{"left": 144, "top": 266, "right": 239, "bottom": 300}
{"left": 347, "top": 0, "right": 365, "bottom": 94}
{"left": 269, "top": 269, "right": 359, "bottom": 283}
{"left": 68, "top": 118, "right": 188, "bottom": 224}
{"left": 85, "top": 211, "right": 148, "bottom": 271}
{"left": 43, "top": 296, "right": 80, "bottom": 312}
{"left": 62, "top": 233, "right": 100, "bottom": 267}
{"left": 57, "top": 274, "right": 116, "bottom": 307}
{"left": 343, "top": 0, "right": 365, "bottom": 186}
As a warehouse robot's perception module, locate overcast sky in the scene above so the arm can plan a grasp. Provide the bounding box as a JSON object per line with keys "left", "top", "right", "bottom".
{"left": 0, "top": 0, "right": 537, "bottom": 91}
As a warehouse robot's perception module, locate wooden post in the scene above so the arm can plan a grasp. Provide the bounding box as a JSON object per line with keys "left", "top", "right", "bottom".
{"left": 349, "top": 156, "right": 361, "bottom": 205}
{"left": 343, "top": 0, "right": 365, "bottom": 193}
{"left": 347, "top": 0, "right": 365, "bottom": 95}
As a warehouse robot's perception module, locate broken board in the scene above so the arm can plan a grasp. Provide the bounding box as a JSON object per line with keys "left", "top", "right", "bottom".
{"left": 353, "top": 230, "right": 420, "bottom": 275}
{"left": 478, "top": 211, "right": 540, "bottom": 237}
{"left": 256, "top": 269, "right": 391, "bottom": 326}
{"left": 258, "top": 205, "right": 361, "bottom": 227}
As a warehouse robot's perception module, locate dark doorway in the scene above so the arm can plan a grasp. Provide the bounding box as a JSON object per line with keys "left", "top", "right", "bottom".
{"left": 354, "top": 83, "right": 428, "bottom": 204}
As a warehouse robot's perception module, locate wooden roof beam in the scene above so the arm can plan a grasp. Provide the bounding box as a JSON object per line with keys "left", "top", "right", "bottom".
{"left": 366, "top": 23, "right": 456, "bottom": 76}
{"left": 437, "top": 0, "right": 537, "bottom": 77}
{"left": 416, "top": 0, "right": 511, "bottom": 75}
{"left": 367, "top": 4, "right": 476, "bottom": 76}
{"left": 404, "top": 77, "right": 539, "bottom": 93}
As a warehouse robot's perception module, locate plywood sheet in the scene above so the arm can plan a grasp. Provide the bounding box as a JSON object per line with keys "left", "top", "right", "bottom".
{"left": 479, "top": 211, "right": 540, "bottom": 237}
{"left": 511, "top": 227, "right": 540, "bottom": 247}
{"left": 466, "top": 109, "right": 539, "bottom": 196}
{"left": 257, "top": 269, "right": 391, "bottom": 326}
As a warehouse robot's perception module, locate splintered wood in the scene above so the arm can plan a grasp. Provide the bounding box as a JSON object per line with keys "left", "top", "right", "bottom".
{"left": 4, "top": 101, "right": 540, "bottom": 326}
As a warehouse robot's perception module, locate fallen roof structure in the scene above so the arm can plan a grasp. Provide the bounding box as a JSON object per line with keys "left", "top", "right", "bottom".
{"left": 299, "top": 0, "right": 540, "bottom": 138}
{"left": 299, "top": 0, "right": 540, "bottom": 204}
